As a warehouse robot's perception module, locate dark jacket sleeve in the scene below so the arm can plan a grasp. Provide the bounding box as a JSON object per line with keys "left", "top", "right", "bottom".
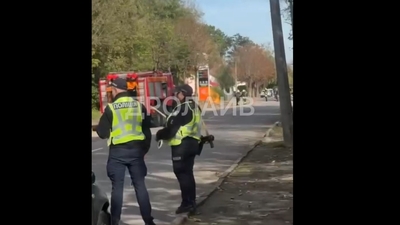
{"left": 96, "top": 105, "right": 112, "bottom": 139}
{"left": 141, "top": 104, "right": 152, "bottom": 150}
{"left": 156, "top": 104, "right": 193, "bottom": 141}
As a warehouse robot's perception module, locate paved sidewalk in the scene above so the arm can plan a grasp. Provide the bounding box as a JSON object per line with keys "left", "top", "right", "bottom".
{"left": 186, "top": 142, "right": 293, "bottom": 225}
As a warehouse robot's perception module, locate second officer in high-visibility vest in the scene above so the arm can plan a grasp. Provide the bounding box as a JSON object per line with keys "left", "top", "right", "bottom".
{"left": 96, "top": 77, "right": 156, "bottom": 225}
{"left": 156, "top": 84, "right": 202, "bottom": 215}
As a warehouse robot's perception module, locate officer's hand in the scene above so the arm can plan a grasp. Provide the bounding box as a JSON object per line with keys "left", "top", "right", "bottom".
{"left": 92, "top": 125, "right": 98, "bottom": 131}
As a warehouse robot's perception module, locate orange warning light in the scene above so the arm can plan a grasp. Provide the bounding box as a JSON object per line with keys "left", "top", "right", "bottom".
{"left": 127, "top": 81, "right": 137, "bottom": 90}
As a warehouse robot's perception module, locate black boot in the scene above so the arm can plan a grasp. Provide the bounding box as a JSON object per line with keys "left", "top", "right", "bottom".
{"left": 175, "top": 204, "right": 196, "bottom": 215}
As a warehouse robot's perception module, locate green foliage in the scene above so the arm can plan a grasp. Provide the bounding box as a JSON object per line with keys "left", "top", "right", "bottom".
{"left": 282, "top": 0, "right": 293, "bottom": 40}
{"left": 91, "top": 0, "right": 278, "bottom": 106}
{"left": 91, "top": 0, "right": 198, "bottom": 106}
{"left": 92, "top": 75, "right": 100, "bottom": 109}
{"left": 211, "top": 86, "right": 224, "bottom": 99}
{"left": 216, "top": 66, "right": 235, "bottom": 90}
{"left": 206, "top": 25, "right": 233, "bottom": 57}
{"left": 230, "top": 34, "right": 253, "bottom": 51}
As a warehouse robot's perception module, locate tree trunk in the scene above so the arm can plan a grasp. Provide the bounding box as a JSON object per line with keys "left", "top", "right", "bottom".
{"left": 248, "top": 77, "right": 253, "bottom": 97}
{"left": 255, "top": 84, "right": 260, "bottom": 97}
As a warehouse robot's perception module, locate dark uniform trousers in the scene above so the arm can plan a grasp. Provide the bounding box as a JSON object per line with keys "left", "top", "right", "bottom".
{"left": 107, "top": 147, "right": 153, "bottom": 225}
{"left": 171, "top": 137, "right": 199, "bottom": 206}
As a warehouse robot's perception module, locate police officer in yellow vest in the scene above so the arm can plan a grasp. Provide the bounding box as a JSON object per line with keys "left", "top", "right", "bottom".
{"left": 96, "top": 78, "right": 156, "bottom": 225}
{"left": 156, "top": 84, "right": 202, "bottom": 215}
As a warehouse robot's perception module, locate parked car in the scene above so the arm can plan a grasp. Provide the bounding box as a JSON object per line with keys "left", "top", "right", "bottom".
{"left": 92, "top": 172, "right": 111, "bottom": 225}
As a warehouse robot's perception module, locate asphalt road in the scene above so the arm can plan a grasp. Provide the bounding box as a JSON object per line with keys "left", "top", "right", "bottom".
{"left": 92, "top": 99, "right": 281, "bottom": 225}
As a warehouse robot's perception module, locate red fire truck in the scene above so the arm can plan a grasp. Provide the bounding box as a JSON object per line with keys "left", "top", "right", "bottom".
{"left": 98, "top": 71, "right": 175, "bottom": 127}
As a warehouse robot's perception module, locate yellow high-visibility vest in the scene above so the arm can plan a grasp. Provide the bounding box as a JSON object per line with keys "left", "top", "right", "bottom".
{"left": 166, "top": 102, "right": 202, "bottom": 146}
{"left": 108, "top": 96, "right": 145, "bottom": 146}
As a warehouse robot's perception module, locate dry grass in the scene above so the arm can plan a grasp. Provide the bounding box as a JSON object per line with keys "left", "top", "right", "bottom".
{"left": 187, "top": 143, "right": 293, "bottom": 225}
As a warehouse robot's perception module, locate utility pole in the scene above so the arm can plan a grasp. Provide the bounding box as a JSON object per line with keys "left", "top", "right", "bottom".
{"left": 194, "top": 66, "right": 198, "bottom": 96}
{"left": 234, "top": 60, "right": 238, "bottom": 90}
{"left": 270, "top": 0, "right": 293, "bottom": 146}
{"left": 194, "top": 53, "right": 200, "bottom": 96}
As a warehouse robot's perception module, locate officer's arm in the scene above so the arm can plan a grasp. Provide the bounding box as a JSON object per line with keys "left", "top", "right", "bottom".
{"left": 141, "top": 104, "right": 152, "bottom": 145}
{"left": 156, "top": 106, "right": 193, "bottom": 140}
{"left": 96, "top": 105, "right": 112, "bottom": 139}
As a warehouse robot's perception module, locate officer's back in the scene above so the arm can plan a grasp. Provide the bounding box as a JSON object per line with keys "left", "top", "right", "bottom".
{"left": 96, "top": 77, "right": 155, "bottom": 225}
{"left": 97, "top": 94, "right": 152, "bottom": 157}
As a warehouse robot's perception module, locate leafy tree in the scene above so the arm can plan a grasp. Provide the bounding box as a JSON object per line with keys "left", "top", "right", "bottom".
{"left": 232, "top": 43, "right": 275, "bottom": 96}
{"left": 282, "top": 0, "right": 293, "bottom": 40}
{"left": 216, "top": 65, "right": 235, "bottom": 91}
{"left": 91, "top": 0, "right": 220, "bottom": 107}
{"left": 206, "top": 25, "right": 233, "bottom": 57}
{"left": 91, "top": 0, "right": 271, "bottom": 108}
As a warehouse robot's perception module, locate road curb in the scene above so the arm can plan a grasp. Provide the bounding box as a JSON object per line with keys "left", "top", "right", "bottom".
{"left": 169, "top": 139, "right": 263, "bottom": 225}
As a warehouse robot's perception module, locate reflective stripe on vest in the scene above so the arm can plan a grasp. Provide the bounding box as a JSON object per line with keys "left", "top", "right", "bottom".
{"left": 107, "top": 96, "right": 145, "bottom": 146}
{"left": 167, "top": 102, "right": 202, "bottom": 146}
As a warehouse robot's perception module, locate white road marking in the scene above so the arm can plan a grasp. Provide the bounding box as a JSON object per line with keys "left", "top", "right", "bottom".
{"left": 92, "top": 147, "right": 103, "bottom": 152}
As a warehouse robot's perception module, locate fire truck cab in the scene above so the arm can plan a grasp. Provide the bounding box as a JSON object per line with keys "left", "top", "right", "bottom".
{"left": 98, "top": 71, "right": 175, "bottom": 127}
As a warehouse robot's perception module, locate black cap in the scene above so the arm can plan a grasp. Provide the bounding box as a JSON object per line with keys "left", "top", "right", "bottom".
{"left": 110, "top": 77, "right": 127, "bottom": 90}
{"left": 174, "top": 84, "right": 193, "bottom": 96}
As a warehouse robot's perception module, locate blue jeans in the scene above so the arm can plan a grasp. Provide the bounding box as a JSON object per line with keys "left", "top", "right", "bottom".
{"left": 107, "top": 147, "right": 153, "bottom": 225}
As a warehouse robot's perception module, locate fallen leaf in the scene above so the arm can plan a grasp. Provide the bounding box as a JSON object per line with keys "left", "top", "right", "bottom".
{"left": 238, "top": 193, "right": 243, "bottom": 196}
{"left": 194, "top": 218, "right": 201, "bottom": 222}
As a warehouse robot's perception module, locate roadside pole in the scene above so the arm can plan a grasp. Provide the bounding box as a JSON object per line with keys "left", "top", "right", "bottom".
{"left": 269, "top": 0, "right": 293, "bottom": 146}
{"left": 234, "top": 60, "right": 238, "bottom": 90}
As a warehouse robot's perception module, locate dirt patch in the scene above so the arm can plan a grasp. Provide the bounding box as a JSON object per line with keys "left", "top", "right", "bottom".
{"left": 187, "top": 143, "right": 293, "bottom": 225}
